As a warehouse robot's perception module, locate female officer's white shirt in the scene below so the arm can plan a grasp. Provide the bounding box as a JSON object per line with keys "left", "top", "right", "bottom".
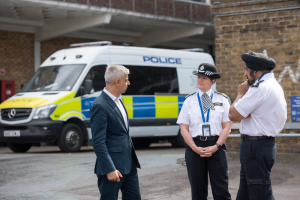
{"left": 177, "top": 89, "right": 230, "bottom": 137}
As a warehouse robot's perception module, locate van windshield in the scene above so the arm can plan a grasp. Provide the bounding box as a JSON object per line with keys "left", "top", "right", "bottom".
{"left": 21, "top": 64, "right": 86, "bottom": 92}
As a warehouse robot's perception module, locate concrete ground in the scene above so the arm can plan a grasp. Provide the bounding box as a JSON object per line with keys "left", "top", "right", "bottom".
{"left": 0, "top": 144, "right": 300, "bottom": 200}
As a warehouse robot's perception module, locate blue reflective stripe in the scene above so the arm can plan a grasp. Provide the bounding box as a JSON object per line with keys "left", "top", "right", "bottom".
{"left": 132, "top": 96, "right": 155, "bottom": 118}
{"left": 178, "top": 96, "right": 185, "bottom": 114}
{"left": 197, "top": 92, "right": 213, "bottom": 123}
{"left": 81, "top": 97, "right": 97, "bottom": 119}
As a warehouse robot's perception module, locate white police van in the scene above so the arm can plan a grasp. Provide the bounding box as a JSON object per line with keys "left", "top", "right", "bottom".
{"left": 0, "top": 41, "right": 216, "bottom": 152}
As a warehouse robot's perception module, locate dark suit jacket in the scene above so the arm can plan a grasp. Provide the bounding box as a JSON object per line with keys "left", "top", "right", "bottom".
{"left": 90, "top": 91, "right": 140, "bottom": 176}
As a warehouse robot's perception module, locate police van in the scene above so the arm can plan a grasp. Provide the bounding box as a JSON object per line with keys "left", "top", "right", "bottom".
{"left": 0, "top": 41, "right": 216, "bottom": 152}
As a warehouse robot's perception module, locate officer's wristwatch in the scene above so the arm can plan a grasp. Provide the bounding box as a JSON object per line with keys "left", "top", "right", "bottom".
{"left": 215, "top": 143, "right": 222, "bottom": 150}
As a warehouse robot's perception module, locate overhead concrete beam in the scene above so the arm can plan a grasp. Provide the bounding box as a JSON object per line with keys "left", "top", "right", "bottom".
{"left": 35, "top": 14, "right": 111, "bottom": 41}
{"left": 0, "top": 23, "right": 36, "bottom": 33}
{"left": 134, "top": 27, "right": 205, "bottom": 47}
{"left": 0, "top": 17, "right": 44, "bottom": 27}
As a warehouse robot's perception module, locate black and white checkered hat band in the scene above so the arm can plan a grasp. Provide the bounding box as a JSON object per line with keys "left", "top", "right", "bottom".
{"left": 198, "top": 70, "right": 216, "bottom": 76}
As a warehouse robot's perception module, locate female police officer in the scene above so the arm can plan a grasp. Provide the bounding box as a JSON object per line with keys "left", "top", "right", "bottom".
{"left": 177, "top": 63, "right": 232, "bottom": 200}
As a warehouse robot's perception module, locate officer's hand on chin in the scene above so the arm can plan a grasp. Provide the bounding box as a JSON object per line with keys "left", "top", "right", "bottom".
{"left": 238, "top": 81, "right": 250, "bottom": 96}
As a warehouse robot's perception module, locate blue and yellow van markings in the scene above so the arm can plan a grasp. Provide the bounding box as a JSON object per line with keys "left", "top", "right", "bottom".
{"left": 48, "top": 95, "right": 186, "bottom": 121}
{"left": 81, "top": 96, "right": 97, "bottom": 119}
{"left": 122, "top": 95, "right": 185, "bottom": 119}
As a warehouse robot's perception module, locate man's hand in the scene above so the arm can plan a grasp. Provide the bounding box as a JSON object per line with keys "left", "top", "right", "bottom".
{"left": 238, "top": 81, "right": 250, "bottom": 96}
{"left": 193, "top": 147, "right": 207, "bottom": 157}
{"left": 203, "top": 145, "right": 218, "bottom": 157}
{"left": 107, "top": 170, "right": 123, "bottom": 182}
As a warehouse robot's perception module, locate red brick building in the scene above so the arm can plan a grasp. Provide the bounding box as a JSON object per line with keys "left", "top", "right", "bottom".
{"left": 213, "top": 0, "right": 300, "bottom": 153}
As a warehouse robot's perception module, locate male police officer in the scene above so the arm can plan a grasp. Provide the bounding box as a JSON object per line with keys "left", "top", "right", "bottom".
{"left": 229, "top": 51, "right": 287, "bottom": 200}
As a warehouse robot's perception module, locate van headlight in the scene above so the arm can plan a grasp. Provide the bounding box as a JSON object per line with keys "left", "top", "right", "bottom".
{"left": 33, "top": 104, "right": 57, "bottom": 119}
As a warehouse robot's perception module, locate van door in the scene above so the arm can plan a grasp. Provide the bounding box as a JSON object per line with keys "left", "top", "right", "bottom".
{"left": 152, "top": 66, "right": 181, "bottom": 137}
{"left": 77, "top": 65, "right": 107, "bottom": 139}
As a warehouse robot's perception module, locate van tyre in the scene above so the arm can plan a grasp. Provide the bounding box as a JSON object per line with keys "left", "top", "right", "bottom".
{"left": 7, "top": 143, "right": 32, "bottom": 153}
{"left": 58, "top": 123, "right": 83, "bottom": 152}
{"left": 170, "top": 133, "right": 186, "bottom": 148}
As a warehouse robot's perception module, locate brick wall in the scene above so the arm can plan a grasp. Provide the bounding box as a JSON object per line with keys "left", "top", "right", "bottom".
{"left": 213, "top": 0, "right": 300, "bottom": 153}
{"left": 0, "top": 31, "right": 34, "bottom": 95}
{"left": 0, "top": 32, "right": 126, "bottom": 95}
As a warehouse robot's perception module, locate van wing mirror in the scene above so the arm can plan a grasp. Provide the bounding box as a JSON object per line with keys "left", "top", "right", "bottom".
{"left": 84, "top": 80, "right": 93, "bottom": 94}
{"left": 21, "top": 83, "right": 26, "bottom": 89}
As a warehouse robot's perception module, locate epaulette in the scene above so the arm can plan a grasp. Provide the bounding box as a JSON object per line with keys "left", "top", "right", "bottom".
{"left": 214, "top": 91, "right": 228, "bottom": 98}
{"left": 184, "top": 92, "right": 196, "bottom": 101}
{"left": 251, "top": 80, "right": 264, "bottom": 88}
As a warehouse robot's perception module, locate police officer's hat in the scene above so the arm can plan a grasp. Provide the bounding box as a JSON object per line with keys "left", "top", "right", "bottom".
{"left": 192, "top": 63, "right": 221, "bottom": 79}
{"left": 241, "top": 50, "right": 276, "bottom": 71}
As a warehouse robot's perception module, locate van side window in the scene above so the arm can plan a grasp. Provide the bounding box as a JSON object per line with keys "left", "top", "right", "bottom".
{"left": 77, "top": 65, "right": 107, "bottom": 96}
{"left": 153, "top": 67, "right": 179, "bottom": 94}
{"left": 125, "top": 66, "right": 154, "bottom": 95}
{"left": 125, "top": 66, "right": 178, "bottom": 95}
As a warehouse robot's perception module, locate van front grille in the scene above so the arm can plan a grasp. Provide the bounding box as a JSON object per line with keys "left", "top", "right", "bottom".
{"left": 1, "top": 108, "right": 32, "bottom": 121}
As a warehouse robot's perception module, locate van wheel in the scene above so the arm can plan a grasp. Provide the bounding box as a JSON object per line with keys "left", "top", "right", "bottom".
{"left": 7, "top": 143, "right": 32, "bottom": 153}
{"left": 58, "top": 123, "right": 83, "bottom": 152}
{"left": 170, "top": 133, "right": 186, "bottom": 148}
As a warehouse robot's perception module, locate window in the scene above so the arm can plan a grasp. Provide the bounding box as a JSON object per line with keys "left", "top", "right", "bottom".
{"left": 77, "top": 65, "right": 106, "bottom": 96}
{"left": 77, "top": 65, "right": 179, "bottom": 96}
{"left": 21, "top": 64, "right": 86, "bottom": 92}
{"left": 125, "top": 66, "right": 154, "bottom": 95}
{"left": 125, "top": 66, "right": 179, "bottom": 95}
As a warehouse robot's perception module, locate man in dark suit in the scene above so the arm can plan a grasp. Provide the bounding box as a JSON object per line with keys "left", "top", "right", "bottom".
{"left": 90, "top": 65, "right": 141, "bottom": 200}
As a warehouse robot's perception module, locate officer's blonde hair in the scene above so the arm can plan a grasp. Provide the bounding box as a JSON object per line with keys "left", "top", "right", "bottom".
{"left": 104, "top": 65, "right": 130, "bottom": 84}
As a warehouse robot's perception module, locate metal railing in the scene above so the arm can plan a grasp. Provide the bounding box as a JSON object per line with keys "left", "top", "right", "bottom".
{"left": 54, "top": 0, "right": 212, "bottom": 22}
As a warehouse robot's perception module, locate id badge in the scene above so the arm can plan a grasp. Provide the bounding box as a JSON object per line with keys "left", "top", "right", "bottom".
{"left": 202, "top": 124, "right": 211, "bottom": 137}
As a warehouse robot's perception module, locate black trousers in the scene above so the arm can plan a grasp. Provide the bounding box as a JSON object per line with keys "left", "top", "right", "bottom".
{"left": 236, "top": 137, "right": 276, "bottom": 200}
{"left": 185, "top": 138, "right": 232, "bottom": 200}
{"left": 97, "top": 153, "right": 141, "bottom": 200}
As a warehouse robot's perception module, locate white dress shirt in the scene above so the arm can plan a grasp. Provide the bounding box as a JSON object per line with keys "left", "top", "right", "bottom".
{"left": 234, "top": 73, "right": 287, "bottom": 137}
{"left": 177, "top": 89, "right": 230, "bottom": 137}
{"left": 103, "top": 88, "right": 128, "bottom": 130}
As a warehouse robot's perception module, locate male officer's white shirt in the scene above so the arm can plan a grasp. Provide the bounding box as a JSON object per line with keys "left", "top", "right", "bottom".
{"left": 234, "top": 73, "right": 287, "bottom": 137}
{"left": 103, "top": 88, "right": 128, "bottom": 130}
{"left": 177, "top": 89, "right": 230, "bottom": 137}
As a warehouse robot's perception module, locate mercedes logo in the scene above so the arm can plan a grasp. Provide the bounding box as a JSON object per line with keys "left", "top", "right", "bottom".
{"left": 8, "top": 109, "right": 16, "bottom": 119}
